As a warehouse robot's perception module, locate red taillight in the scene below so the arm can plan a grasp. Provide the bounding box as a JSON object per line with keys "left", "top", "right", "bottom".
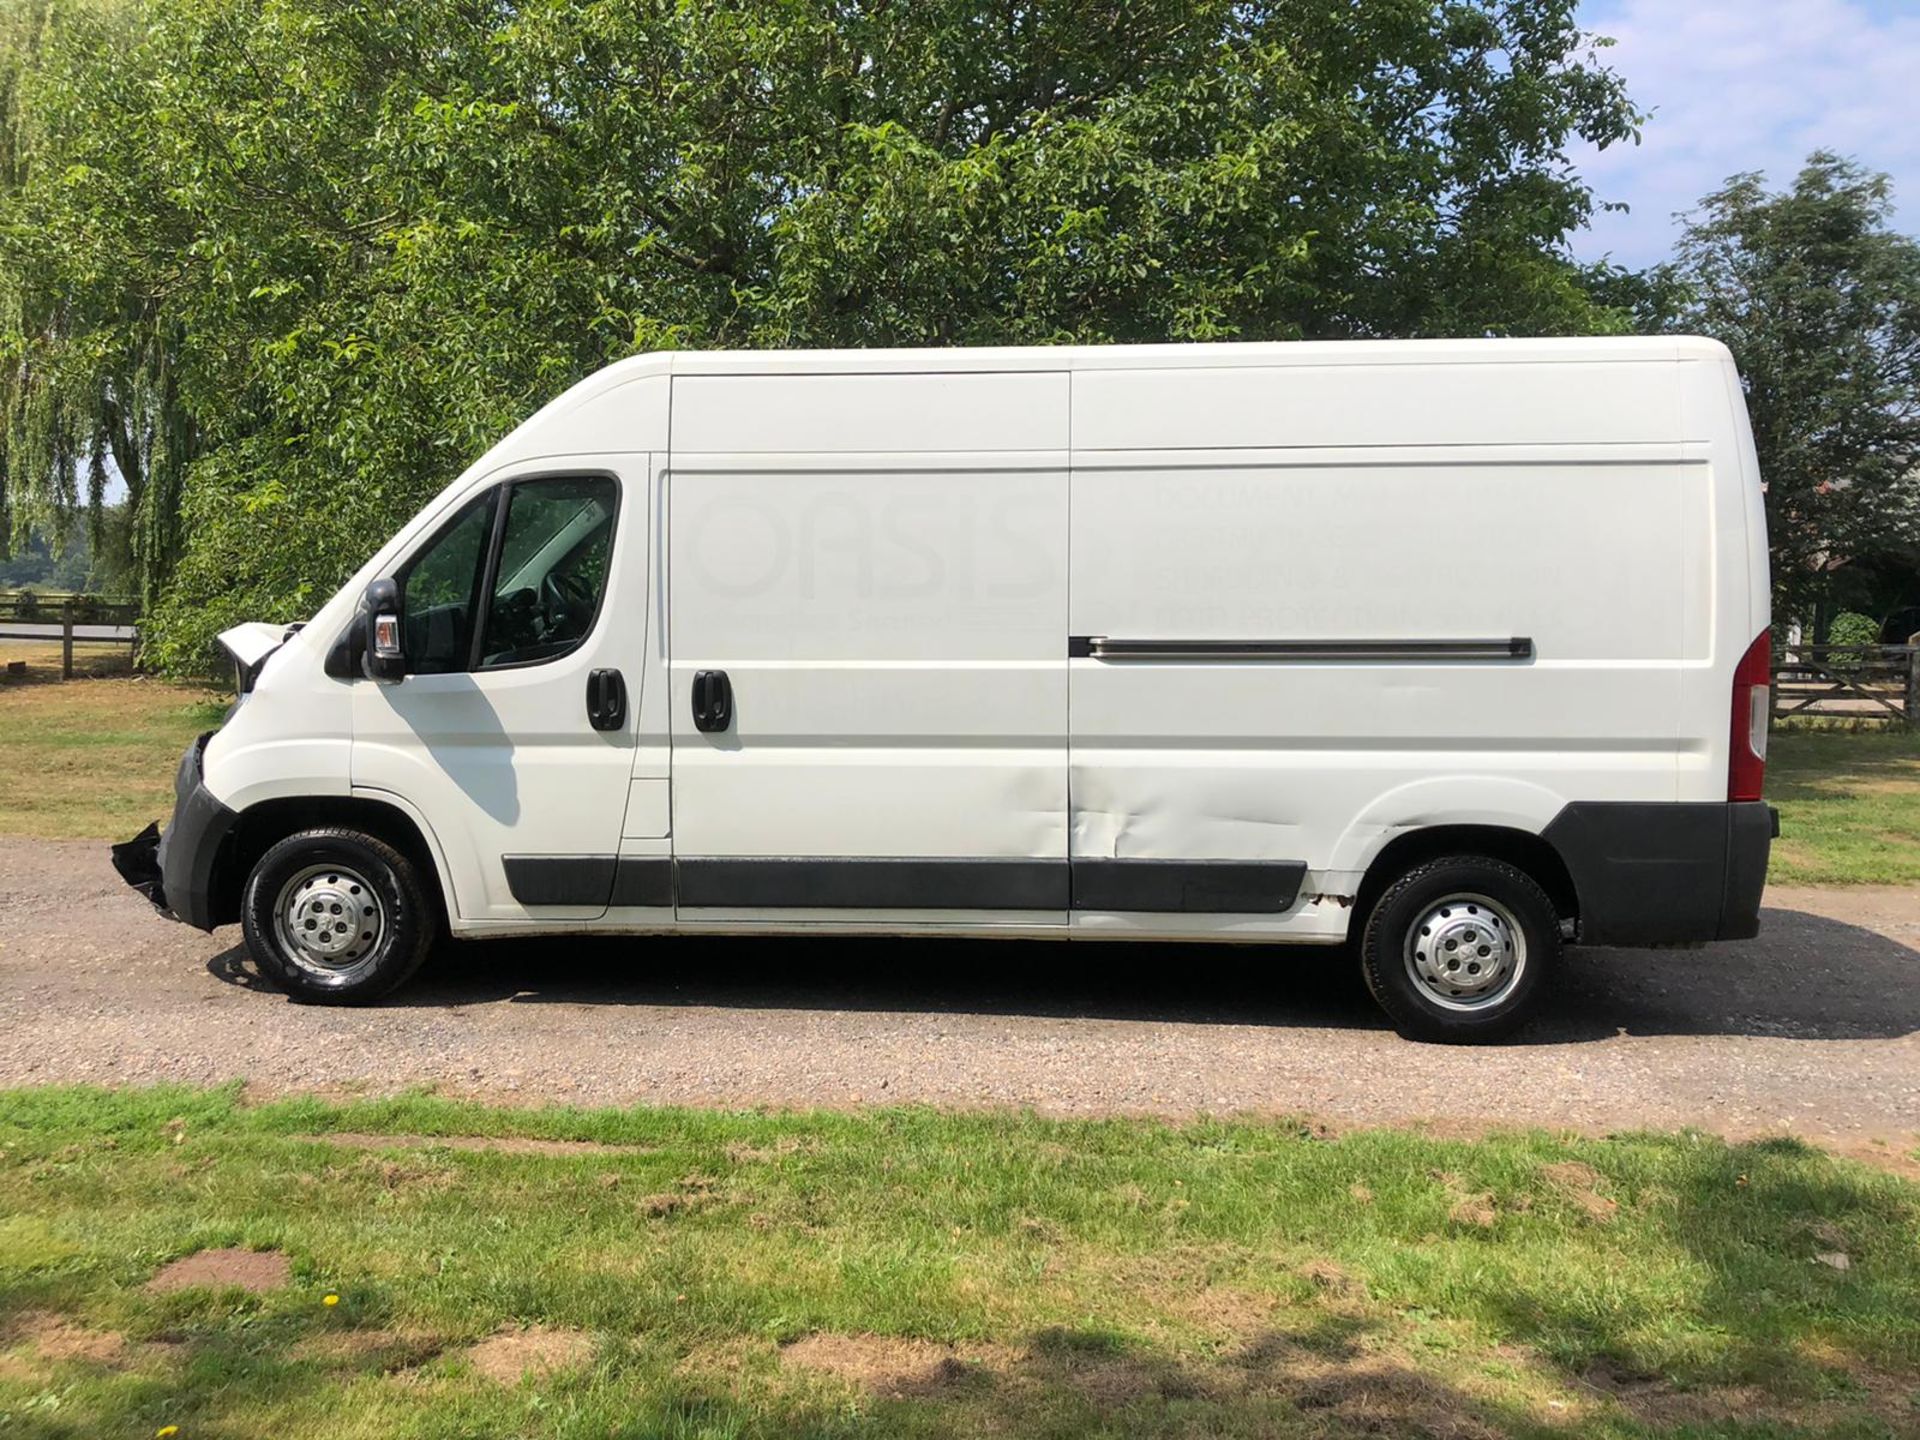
{"left": 1729, "top": 629, "right": 1771, "bottom": 802}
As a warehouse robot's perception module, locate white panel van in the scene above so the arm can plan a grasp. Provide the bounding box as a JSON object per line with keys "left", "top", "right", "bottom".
{"left": 113, "top": 339, "right": 1777, "bottom": 1041}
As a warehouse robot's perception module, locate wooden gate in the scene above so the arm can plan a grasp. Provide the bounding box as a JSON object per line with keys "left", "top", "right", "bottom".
{"left": 1771, "top": 644, "right": 1919, "bottom": 725}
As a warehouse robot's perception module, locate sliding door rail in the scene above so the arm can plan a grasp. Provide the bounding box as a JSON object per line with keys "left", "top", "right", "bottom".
{"left": 1067, "top": 636, "right": 1534, "bottom": 662}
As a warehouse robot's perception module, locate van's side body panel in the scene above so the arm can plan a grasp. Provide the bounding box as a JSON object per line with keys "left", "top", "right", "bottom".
{"left": 163, "top": 339, "right": 1770, "bottom": 951}
{"left": 663, "top": 370, "right": 1072, "bottom": 925}
{"left": 1066, "top": 353, "right": 1700, "bottom": 936}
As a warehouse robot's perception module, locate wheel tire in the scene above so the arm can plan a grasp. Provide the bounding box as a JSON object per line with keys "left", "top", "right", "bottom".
{"left": 241, "top": 828, "right": 436, "bottom": 1004}
{"left": 1359, "top": 856, "right": 1560, "bottom": 1043}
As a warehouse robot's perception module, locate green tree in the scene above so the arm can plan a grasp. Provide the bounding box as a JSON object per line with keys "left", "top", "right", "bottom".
{"left": 0, "top": 0, "right": 1645, "bottom": 670}
{"left": 1658, "top": 154, "right": 1920, "bottom": 630}
{"left": 0, "top": 0, "right": 187, "bottom": 605}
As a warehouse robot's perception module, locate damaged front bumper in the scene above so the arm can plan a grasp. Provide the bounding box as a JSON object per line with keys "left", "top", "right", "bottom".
{"left": 110, "top": 732, "right": 238, "bottom": 931}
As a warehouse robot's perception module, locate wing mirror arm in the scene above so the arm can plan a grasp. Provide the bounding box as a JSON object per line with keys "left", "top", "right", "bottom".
{"left": 363, "top": 577, "right": 406, "bottom": 683}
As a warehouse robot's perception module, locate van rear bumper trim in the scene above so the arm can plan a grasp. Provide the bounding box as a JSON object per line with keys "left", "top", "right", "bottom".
{"left": 1542, "top": 800, "right": 1775, "bottom": 946}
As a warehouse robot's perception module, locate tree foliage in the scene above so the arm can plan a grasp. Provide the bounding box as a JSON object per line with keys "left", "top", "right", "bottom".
{"left": 0, "top": 0, "right": 192, "bottom": 607}
{"left": 0, "top": 0, "right": 1643, "bottom": 669}
{"left": 1657, "top": 154, "right": 1920, "bottom": 628}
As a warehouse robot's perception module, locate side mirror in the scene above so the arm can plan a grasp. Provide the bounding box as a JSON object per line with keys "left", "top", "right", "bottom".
{"left": 363, "top": 577, "right": 405, "bottom": 682}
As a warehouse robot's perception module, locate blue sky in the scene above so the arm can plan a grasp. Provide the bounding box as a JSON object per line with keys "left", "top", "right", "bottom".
{"left": 1570, "top": 0, "right": 1920, "bottom": 267}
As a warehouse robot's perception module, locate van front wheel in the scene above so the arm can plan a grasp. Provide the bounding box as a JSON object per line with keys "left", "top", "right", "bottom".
{"left": 241, "top": 828, "right": 435, "bottom": 1003}
{"left": 1359, "top": 856, "right": 1559, "bottom": 1043}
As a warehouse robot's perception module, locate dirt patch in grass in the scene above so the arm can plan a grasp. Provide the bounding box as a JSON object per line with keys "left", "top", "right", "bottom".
{"left": 465, "top": 1324, "right": 595, "bottom": 1384}
{"left": 316, "top": 1132, "right": 650, "bottom": 1157}
{"left": 1579, "top": 1363, "right": 1780, "bottom": 1430}
{"left": 1427, "top": 1168, "right": 1502, "bottom": 1229}
{"left": 1299, "top": 1258, "right": 1364, "bottom": 1300}
{"left": 353, "top": 1153, "right": 459, "bottom": 1193}
{"left": 1279, "top": 1349, "right": 1503, "bottom": 1440}
{"left": 1084, "top": 1247, "right": 1281, "bottom": 1339}
{"left": 637, "top": 1171, "right": 723, "bottom": 1219}
{"left": 784, "top": 1328, "right": 1275, "bottom": 1409}
{"left": 1028, "top": 1327, "right": 1440, "bottom": 1412}
{"left": 1045, "top": 1353, "right": 1174, "bottom": 1407}
{"left": 781, "top": 1332, "right": 1009, "bottom": 1398}
{"left": 1167, "top": 1290, "right": 1274, "bottom": 1351}
{"left": 1827, "top": 1137, "right": 1920, "bottom": 1183}
{"left": 146, "top": 1247, "right": 290, "bottom": 1294}
{"left": 1158, "top": 1282, "right": 1282, "bottom": 1339}
{"left": 675, "top": 1335, "right": 778, "bottom": 1382}
{"left": 2, "top": 1311, "right": 129, "bottom": 1367}
{"left": 1447, "top": 1191, "right": 1499, "bottom": 1228}
{"left": 636, "top": 1191, "right": 694, "bottom": 1217}
{"left": 1024, "top": 1331, "right": 1203, "bottom": 1407}
{"left": 724, "top": 1137, "right": 817, "bottom": 1164}
{"left": 294, "top": 1328, "right": 444, "bottom": 1371}
{"left": 1574, "top": 1357, "right": 1920, "bottom": 1432}
{"left": 1540, "top": 1161, "right": 1618, "bottom": 1223}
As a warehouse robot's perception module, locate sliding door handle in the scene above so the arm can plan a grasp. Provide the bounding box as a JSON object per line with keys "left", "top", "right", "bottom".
{"left": 692, "top": 669, "right": 732, "bottom": 733}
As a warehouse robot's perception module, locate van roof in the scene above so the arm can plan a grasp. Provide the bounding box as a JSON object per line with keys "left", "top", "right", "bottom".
{"left": 584, "top": 335, "right": 1728, "bottom": 381}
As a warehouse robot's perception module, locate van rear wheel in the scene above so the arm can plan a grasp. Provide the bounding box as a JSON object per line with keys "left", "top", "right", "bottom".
{"left": 1359, "top": 856, "right": 1559, "bottom": 1043}
{"left": 241, "top": 828, "right": 435, "bottom": 1003}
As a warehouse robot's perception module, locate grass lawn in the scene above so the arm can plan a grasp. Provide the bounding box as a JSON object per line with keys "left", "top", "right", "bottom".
{"left": 0, "top": 642, "right": 226, "bottom": 840}
{"left": 0, "top": 1087, "right": 1916, "bottom": 1439}
{"left": 1768, "top": 729, "right": 1920, "bottom": 885}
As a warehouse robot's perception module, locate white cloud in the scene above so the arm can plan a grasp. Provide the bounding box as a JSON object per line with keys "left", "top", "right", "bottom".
{"left": 1569, "top": 0, "right": 1920, "bottom": 266}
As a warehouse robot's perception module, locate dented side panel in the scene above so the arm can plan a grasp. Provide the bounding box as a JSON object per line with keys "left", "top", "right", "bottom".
{"left": 1067, "top": 358, "right": 1702, "bottom": 938}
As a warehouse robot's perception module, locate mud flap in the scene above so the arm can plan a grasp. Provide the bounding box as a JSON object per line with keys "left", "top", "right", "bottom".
{"left": 111, "top": 822, "right": 167, "bottom": 911}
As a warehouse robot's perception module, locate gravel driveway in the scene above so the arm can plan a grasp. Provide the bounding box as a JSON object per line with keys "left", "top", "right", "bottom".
{"left": 3, "top": 839, "right": 1917, "bottom": 1152}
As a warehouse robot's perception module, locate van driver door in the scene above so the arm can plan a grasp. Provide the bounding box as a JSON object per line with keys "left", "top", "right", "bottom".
{"left": 351, "top": 457, "right": 652, "bottom": 922}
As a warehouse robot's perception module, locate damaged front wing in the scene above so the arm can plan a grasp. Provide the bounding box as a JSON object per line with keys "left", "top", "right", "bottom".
{"left": 110, "top": 733, "right": 238, "bottom": 930}
{"left": 110, "top": 820, "right": 166, "bottom": 910}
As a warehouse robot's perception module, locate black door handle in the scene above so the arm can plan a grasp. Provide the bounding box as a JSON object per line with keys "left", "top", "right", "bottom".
{"left": 585, "top": 668, "right": 626, "bottom": 731}
{"left": 692, "top": 669, "right": 732, "bottom": 733}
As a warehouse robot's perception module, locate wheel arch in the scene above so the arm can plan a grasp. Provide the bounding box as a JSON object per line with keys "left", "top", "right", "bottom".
{"left": 1332, "top": 777, "right": 1580, "bottom": 927}
{"left": 213, "top": 793, "right": 454, "bottom": 930}
{"left": 1353, "top": 824, "right": 1579, "bottom": 934}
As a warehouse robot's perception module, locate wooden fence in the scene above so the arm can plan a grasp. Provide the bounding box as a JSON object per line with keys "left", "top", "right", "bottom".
{"left": 1771, "top": 643, "right": 1920, "bottom": 725}
{"left": 0, "top": 594, "right": 142, "bottom": 678}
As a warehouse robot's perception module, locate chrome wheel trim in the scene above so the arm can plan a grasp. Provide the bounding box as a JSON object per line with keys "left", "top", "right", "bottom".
{"left": 272, "top": 863, "right": 387, "bottom": 984}
{"left": 1403, "top": 891, "right": 1527, "bottom": 1012}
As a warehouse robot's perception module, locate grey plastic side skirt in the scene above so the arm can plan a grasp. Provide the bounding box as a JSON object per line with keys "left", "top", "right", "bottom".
{"left": 501, "top": 855, "right": 1308, "bottom": 913}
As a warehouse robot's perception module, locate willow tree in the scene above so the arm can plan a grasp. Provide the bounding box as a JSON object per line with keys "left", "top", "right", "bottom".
{"left": 0, "top": 0, "right": 1643, "bottom": 669}
{"left": 0, "top": 0, "right": 194, "bottom": 603}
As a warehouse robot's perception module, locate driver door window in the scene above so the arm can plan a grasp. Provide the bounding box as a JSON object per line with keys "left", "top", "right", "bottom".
{"left": 395, "top": 474, "right": 618, "bottom": 674}
{"left": 477, "top": 477, "right": 618, "bottom": 669}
